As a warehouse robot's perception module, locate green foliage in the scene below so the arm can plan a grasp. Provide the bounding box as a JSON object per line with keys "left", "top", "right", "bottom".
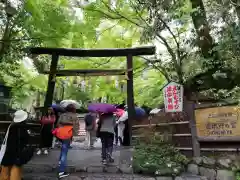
{"left": 5, "top": 0, "right": 240, "bottom": 108}
{"left": 134, "top": 69, "right": 166, "bottom": 107}
{"left": 236, "top": 172, "right": 240, "bottom": 180}
{"left": 133, "top": 133, "right": 189, "bottom": 176}
{"left": 64, "top": 85, "right": 90, "bottom": 106}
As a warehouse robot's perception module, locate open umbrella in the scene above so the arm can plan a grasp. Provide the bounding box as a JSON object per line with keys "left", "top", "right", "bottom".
{"left": 118, "top": 107, "right": 146, "bottom": 122}
{"left": 51, "top": 104, "right": 66, "bottom": 113}
{"left": 88, "top": 103, "right": 117, "bottom": 113}
{"left": 149, "top": 108, "right": 161, "bottom": 115}
{"left": 60, "top": 100, "right": 81, "bottom": 109}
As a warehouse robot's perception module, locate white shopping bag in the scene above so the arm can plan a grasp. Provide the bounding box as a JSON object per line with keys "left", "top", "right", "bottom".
{"left": 0, "top": 124, "right": 11, "bottom": 164}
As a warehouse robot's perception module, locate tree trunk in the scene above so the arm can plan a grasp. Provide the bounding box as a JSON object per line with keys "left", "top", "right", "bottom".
{"left": 231, "top": 0, "right": 240, "bottom": 22}
{"left": 0, "top": 18, "right": 11, "bottom": 61}
{"left": 190, "top": 0, "right": 213, "bottom": 58}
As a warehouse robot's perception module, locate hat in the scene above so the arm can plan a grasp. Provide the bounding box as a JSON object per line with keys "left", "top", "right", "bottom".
{"left": 13, "top": 110, "right": 28, "bottom": 123}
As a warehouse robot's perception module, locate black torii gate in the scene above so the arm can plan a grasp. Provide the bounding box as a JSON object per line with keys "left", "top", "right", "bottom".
{"left": 27, "top": 46, "right": 155, "bottom": 145}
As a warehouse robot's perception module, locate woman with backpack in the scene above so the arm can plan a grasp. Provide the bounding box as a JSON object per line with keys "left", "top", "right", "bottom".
{"left": 55, "top": 104, "right": 78, "bottom": 179}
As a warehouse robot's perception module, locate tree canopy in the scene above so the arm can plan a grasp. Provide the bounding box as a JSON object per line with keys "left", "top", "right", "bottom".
{"left": 1, "top": 0, "right": 240, "bottom": 109}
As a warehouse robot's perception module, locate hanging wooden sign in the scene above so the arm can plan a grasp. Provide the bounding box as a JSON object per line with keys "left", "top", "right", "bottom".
{"left": 163, "top": 82, "right": 183, "bottom": 112}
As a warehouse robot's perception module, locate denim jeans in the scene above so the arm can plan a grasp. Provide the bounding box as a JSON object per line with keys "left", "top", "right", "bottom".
{"left": 59, "top": 139, "right": 70, "bottom": 173}
{"left": 100, "top": 132, "right": 114, "bottom": 160}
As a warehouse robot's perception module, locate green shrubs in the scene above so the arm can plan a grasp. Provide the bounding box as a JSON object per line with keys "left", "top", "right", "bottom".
{"left": 236, "top": 172, "right": 240, "bottom": 180}
{"left": 132, "top": 133, "right": 189, "bottom": 176}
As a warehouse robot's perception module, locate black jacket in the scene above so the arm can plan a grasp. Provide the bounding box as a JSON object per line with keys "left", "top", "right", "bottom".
{"left": 1, "top": 122, "right": 30, "bottom": 166}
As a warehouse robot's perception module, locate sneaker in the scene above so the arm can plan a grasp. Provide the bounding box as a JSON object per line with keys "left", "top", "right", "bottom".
{"left": 102, "top": 159, "right": 107, "bottom": 165}
{"left": 108, "top": 157, "right": 114, "bottom": 163}
{"left": 107, "top": 154, "right": 114, "bottom": 163}
{"left": 58, "top": 172, "right": 69, "bottom": 179}
{"left": 43, "top": 149, "right": 48, "bottom": 155}
{"left": 36, "top": 150, "right": 41, "bottom": 155}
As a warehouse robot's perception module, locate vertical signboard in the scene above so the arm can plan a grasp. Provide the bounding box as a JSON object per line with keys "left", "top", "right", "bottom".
{"left": 163, "top": 82, "right": 183, "bottom": 112}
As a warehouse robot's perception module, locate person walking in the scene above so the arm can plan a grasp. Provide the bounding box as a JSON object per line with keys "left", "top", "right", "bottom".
{"left": 0, "top": 110, "right": 34, "bottom": 180}
{"left": 97, "top": 113, "right": 115, "bottom": 165}
{"left": 116, "top": 120, "right": 125, "bottom": 145}
{"left": 84, "top": 112, "right": 96, "bottom": 149}
{"left": 114, "top": 122, "right": 118, "bottom": 146}
{"left": 56, "top": 104, "right": 78, "bottom": 179}
{"left": 37, "top": 107, "right": 56, "bottom": 155}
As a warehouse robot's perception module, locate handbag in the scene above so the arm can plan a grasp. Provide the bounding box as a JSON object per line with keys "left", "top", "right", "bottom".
{"left": 0, "top": 124, "right": 12, "bottom": 164}
{"left": 52, "top": 126, "right": 73, "bottom": 140}
{"left": 16, "top": 128, "right": 34, "bottom": 165}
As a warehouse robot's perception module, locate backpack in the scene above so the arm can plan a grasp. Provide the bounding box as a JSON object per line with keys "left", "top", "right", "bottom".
{"left": 84, "top": 114, "right": 94, "bottom": 130}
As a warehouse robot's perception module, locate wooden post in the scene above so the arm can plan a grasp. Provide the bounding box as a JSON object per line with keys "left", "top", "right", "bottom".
{"left": 126, "top": 54, "right": 135, "bottom": 146}
{"left": 44, "top": 53, "right": 59, "bottom": 112}
{"left": 185, "top": 98, "right": 200, "bottom": 157}
{"left": 36, "top": 90, "right": 41, "bottom": 119}
{"left": 61, "top": 83, "right": 65, "bottom": 100}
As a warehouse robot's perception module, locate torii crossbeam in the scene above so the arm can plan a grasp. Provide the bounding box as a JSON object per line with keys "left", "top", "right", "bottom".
{"left": 27, "top": 46, "right": 156, "bottom": 145}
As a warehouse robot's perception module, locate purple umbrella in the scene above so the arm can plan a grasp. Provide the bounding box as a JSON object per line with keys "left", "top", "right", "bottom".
{"left": 52, "top": 104, "right": 65, "bottom": 113}
{"left": 88, "top": 103, "right": 117, "bottom": 113}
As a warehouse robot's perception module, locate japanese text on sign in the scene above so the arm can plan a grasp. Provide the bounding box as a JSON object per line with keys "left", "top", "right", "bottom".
{"left": 163, "top": 82, "right": 183, "bottom": 112}
{"left": 195, "top": 106, "right": 240, "bottom": 137}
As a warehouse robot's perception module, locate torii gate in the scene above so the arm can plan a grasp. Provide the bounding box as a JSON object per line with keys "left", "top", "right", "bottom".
{"left": 27, "top": 46, "right": 155, "bottom": 145}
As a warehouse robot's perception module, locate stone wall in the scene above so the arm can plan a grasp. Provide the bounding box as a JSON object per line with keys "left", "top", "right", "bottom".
{"left": 187, "top": 156, "right": 238, "bottom": 180}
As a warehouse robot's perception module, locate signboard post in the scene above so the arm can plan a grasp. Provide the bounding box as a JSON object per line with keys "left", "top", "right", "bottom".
{"left": 163, "top": 82, "right": 183, "bottom": 112}
{"left": 195, "top": 106, "right": 240, "bottom": 141}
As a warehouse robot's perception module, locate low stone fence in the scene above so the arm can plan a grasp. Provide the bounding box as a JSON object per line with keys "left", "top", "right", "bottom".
{"left": 187, "top": 156, "right": 237, "bottom": 180}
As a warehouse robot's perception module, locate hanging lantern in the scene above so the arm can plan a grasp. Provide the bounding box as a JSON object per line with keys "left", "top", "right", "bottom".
{"left": 81, "top": 80, "right": 86, "bottom": 92}
{"left": 115, "top": 77, "right": 119, "bottom": 88}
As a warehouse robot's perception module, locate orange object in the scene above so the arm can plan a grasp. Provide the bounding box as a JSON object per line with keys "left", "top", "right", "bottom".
{"left": 52, "top": 126, "right": 73, "bottom": 140}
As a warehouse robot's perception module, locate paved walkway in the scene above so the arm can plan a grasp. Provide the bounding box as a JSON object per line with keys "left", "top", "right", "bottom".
{"left": 27, "top": 148, "right": 120, "bottom": 167}
{"left": 23, "top": 173, "right": 206, "bottom": 180}
{"left": 23, "top": 173, "right": 155, "bottom": 180}
{"left": 25, "top": 147, "right": 133, "bottom": 174}
{"left": 24, "top": 149, "right": 206, "bottom": 180}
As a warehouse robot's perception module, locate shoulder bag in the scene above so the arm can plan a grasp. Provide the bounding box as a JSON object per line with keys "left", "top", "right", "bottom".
{"left": 0, "top": 124, "right": 12, "bottom": 164}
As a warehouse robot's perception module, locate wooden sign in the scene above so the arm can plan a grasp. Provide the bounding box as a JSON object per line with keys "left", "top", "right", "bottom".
{"left": 163, "top": 82, "right": 183, "bottom": 112}
{"left": 195, "top": 106, "right": 240, "bottom": 141}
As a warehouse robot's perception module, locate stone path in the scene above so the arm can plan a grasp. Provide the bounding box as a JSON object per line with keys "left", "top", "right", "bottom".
{"left": 23, "top": 173, "right": 154, "bottom": 180}
{"left": 25, "top": 148, "right": 132, "bottom": 174}
{"left": 23, "top": 173, "right": 207, "bottom": 180}
{"left": 24, "top": 149, "right": 207, "bottom": 180}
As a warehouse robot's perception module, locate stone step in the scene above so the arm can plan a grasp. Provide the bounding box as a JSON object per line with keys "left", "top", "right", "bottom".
{"left": 23, "top": 164, "right": 133, "bottom": 174}
{"left": 23, "top": 172, "right": 156, "bottom": 180}
{"left": 23, "top": 173, "right": 207, "bottom": 180}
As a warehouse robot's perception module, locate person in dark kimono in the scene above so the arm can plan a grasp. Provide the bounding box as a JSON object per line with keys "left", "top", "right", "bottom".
{"left": 0, "top": 110, "right": 33, "bottom": 180}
